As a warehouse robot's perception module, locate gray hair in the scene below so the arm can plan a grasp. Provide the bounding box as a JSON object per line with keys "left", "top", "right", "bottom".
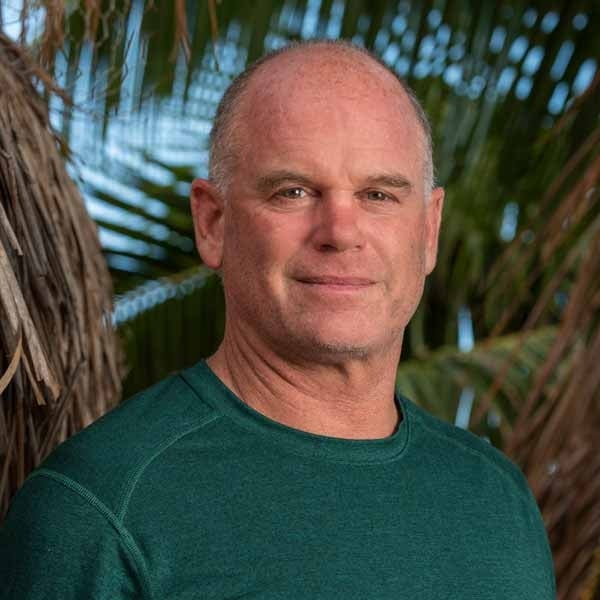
{"left": 209, "top": 39, "right": 435, "bottom": 196}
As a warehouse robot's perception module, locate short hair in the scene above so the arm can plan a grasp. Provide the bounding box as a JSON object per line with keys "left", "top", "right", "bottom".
{"left": 209, "top": 39, "right": 435, "bottom": 196}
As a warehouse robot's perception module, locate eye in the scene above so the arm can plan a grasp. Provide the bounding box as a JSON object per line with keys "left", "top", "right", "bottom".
{"left": 277, "top": 187, "right": 308, "bottom": 200}
{"left": 365, "top": 189, "right": 395, "bottom": 202}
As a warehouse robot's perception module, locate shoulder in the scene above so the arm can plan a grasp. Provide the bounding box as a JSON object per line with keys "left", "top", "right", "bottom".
{"left": 1, "top": 370, "right": 222, "bottom": 598}
{"left": 401, "top": 397, "right": 555, "bottom": 595}
{"left": 402, "top": 395, "right": 534, "bottom": 502}
{"left": 29, "top": 370, "right": 220, "bottom": 516}
{"left": 1, "top": 467, "right": 148, "bottom": 599}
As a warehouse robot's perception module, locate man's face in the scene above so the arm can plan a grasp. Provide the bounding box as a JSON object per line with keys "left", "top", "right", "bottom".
{"left": 202, "top": 53, "right": 443, "bottom": 364}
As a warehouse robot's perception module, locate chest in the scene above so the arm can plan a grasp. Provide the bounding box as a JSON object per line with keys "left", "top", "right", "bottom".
{"left": 126, "top": 461, "right": 550, "bottom": 599}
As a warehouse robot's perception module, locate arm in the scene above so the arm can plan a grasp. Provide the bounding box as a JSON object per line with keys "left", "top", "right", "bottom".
{"left": 0, "top": 471, "right": 149, "bottom": 599}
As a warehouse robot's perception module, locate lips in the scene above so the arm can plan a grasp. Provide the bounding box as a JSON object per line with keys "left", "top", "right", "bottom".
{"left": 295, "top": 276, "right": 375, "bottom": 286}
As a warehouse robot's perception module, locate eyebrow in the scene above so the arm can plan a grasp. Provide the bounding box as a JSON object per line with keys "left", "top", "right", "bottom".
{"left": 362, "top": 173, "right": 414, "bottom": 192}
{"left": 254, "top": 170, "right": 315, "bottom": 194}
{"left": 254, "top": 170, "right": 414, "bottom": 193}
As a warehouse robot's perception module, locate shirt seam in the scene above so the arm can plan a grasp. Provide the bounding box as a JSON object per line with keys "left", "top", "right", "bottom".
{"left": 180, "top": 372, "right": 411, "bottom": 466}
{"left": 30, "top": 469, "right": 153, "bottom": 600}
{"left": 411, "top": 408, "right": 537, "bottom": 506}
{"left": 116, "top": 412, "right": 222, "bottom": 520}
{"left": 226, "top": 415, "right": 411, "bottom": 465}
{"left": 416, "top": 413, "right": 557, "bottom": 594}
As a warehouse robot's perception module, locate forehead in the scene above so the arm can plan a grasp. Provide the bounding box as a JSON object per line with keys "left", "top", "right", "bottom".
{"left": 238, "top": 49, "right": 424, "bottom": 160}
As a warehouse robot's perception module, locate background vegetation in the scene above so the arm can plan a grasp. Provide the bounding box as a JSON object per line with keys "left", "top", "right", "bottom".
{"left": 0, "top": 1, "right": 598, "bottom": 597}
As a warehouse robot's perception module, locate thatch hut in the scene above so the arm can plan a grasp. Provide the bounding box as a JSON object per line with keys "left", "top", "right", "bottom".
{"left": 0, "top": 33, "right": 122, "bottom": 518}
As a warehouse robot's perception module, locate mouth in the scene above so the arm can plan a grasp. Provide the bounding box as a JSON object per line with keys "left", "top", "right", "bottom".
{"left": 294, "top": 276, "right": 376, "bottom": 290}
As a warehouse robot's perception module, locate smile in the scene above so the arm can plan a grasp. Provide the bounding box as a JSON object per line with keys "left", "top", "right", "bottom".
{"left": 295, "top": 276, "right": 376, "bottom": 291}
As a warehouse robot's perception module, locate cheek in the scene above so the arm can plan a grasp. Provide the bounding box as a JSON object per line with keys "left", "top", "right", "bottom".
{"left": 375, "top": 218, "right": 427, "bottom": 273}
{"left": 222, "top": 211, "right": 299, "bottom": 288}
{"left": 374, "top": 221, "right": 428, "bottom": 317}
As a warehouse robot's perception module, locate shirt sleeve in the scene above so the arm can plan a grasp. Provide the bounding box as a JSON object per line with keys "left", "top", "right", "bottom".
{"left": 519, "top": 469, "right": 557, "bottom": 599}
{"left": 533, "top": 501, "right": 557, "bottom": 597}
{"left": 0, "top": 471, "right": 148, "bottom": 599}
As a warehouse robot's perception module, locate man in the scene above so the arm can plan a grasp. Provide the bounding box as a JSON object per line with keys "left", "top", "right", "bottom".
{"left": 1, "top": 40, "right": 555, "bottom": 598}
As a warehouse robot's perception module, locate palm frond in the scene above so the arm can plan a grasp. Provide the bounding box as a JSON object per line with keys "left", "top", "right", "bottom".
{"left": 0, "top": 33, "right": 123, "bottom": 517}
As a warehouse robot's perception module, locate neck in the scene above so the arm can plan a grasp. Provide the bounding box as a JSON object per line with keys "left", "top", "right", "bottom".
{"left": 207, "top": 327, "right": 403, "bottom": 440}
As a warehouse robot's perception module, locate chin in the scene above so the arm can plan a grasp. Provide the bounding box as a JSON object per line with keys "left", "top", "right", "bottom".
{"left": 314, "top": 339, "right": 372, "bottom": 358}
{"left": 283, "top": 326, "right": 381, "bottom": 362}
{"left": 284, "top": 341, "right": 371, "bottom": 364}
{"left": 274, "top": 310, "right": 399, "bottom": 361}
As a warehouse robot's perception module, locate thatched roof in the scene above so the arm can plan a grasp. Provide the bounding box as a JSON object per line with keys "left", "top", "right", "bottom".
{"left": 0, "top": 33, "right": 123, "bottom": 518}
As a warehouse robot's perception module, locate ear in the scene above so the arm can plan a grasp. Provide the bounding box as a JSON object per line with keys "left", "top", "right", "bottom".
{"left": 190, "top": 178, "right": 224, "bottom": 269}
{"left": 424, "top": 186, "right": 444, "bottom": 275}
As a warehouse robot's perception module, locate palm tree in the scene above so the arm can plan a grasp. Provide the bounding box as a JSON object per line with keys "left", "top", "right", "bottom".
{"left": 1, "top": 1, "right": 598, "bottom": 597}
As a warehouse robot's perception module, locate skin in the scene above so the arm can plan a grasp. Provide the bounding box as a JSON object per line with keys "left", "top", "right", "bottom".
{"left": 191, "top": 46, "right": 444, "bottom": 439}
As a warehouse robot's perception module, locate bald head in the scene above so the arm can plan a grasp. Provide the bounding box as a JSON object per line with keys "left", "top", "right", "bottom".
{"left": 209, "top": 40, "right": 434, "bottom": 197}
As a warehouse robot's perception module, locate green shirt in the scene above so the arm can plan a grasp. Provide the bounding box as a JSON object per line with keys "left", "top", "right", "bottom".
{"left": 1, "top": 361, "right": 555, "bottom": 598}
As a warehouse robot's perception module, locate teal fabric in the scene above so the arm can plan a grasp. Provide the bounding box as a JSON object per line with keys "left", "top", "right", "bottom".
{"left": 1, "top": 361, "right": 555, "bottom": 599}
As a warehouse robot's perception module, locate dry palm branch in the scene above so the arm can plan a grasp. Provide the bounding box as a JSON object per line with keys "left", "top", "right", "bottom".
{"left": 0, "top": 33, "right": 123, "bottom": 519}
{"left": 477, "top": 72, "right": 600, "bottom": 600}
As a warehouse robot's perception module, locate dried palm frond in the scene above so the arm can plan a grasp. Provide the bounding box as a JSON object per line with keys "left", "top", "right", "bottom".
{"left": 477, "top": 73, "right": 600, "bottom": 600}
{"left": 506, "top": 161, "right": 600, "bottom": 600}
{"left": 0, "top": 33, "right": 123, "bottom": 518}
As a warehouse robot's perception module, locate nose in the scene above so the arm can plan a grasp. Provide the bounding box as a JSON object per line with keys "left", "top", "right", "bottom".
{"left": 310, "top": 194, "right": 364, "bottom": 253}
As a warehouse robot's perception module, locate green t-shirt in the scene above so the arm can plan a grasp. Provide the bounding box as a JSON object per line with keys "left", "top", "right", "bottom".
{"left": 1, "top": 361, "right": 555, "bottom": 599}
